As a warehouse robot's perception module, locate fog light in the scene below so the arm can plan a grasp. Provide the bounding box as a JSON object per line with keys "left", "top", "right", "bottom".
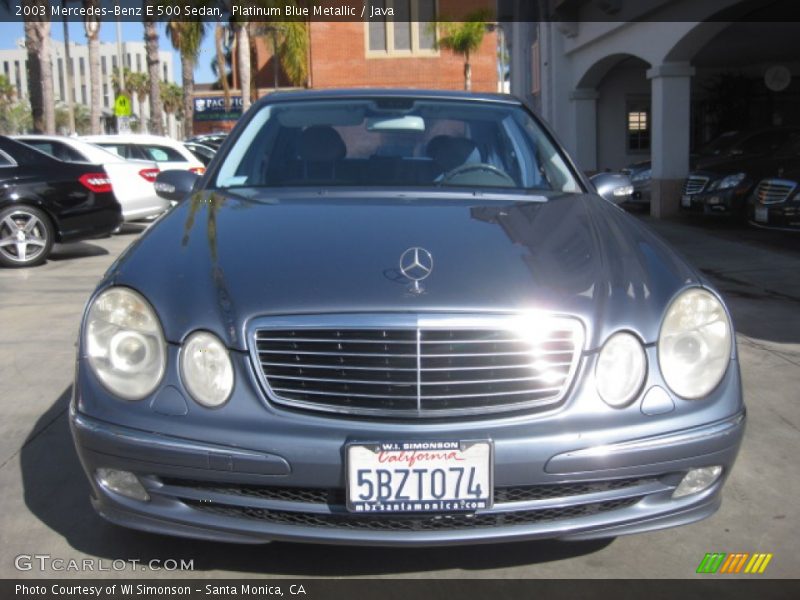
{"left": 96, "top": 469, "right": 150, "bottom": 502}
{"left": 673, "top": 466, "right": 722, "bottom": 498}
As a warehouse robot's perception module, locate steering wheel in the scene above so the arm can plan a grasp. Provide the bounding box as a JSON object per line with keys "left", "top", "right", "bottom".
{"left": 440, "top": 163, "right": 516, "bottom": 186}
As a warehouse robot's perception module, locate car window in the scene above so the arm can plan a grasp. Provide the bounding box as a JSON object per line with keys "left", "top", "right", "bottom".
{"left": 96, "top": 143, "right": 126, "bottom": 159}
{"left": 141, "top": 145, "right": 187, "bottom": 163}
{"left": 0, "top": 150, "right": 15, "bottom": 167}
{"left": 776, "top": 132, "right": 800, "bottom": 156}
{"left": 737, "top": 131, "right": 792, "bottom": 155}
{"left": 23, "top": 140, "right": 86, "bottom": 162}
{"left": 214, "top": 99, "right": 581, "bottom": 193}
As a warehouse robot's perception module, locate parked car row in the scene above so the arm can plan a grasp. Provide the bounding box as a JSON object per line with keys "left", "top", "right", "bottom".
{"left": 0, "top": 133, "right": 212, "bottom": 268}
{"left": 621, "top": 126, "right": 800, "bottom": 232}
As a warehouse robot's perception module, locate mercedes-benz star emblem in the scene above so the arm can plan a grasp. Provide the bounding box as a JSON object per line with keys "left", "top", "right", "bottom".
{"left": 399, "top": 247, "right": 433, "bottom": 293}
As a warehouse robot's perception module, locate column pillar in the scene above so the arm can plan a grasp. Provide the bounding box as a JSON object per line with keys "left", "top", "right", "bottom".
{"left": 647, "top": 62, "right": 695, "bottom": 218}
{"left": 569, "top": 88, "right": 598, "bottom": 172}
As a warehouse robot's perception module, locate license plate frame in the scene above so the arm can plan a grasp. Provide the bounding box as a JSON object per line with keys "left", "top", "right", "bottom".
{"left": 345, "top": 440, "right": 494, "bottom": 513}
{"left": 755, "top": 205, "right": 769, "bottom": 223}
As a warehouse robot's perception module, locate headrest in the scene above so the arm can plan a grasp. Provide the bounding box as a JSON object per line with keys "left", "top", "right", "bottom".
{"left": 426, "top": 135, "right": 479, "bottom": 172}
{"left": 297, "top": 126, "right": 346, "bottom": 162}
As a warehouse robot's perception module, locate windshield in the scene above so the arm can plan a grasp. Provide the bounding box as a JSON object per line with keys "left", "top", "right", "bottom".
{"left": 697, "top": 131, "right": 741, "bottom": 156}
{"left": 214, "top": 98, "right": 582, "bottom": 193}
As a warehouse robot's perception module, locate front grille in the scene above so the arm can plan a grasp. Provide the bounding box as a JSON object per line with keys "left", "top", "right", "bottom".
{"left": 682, "top": 175, "right": 710, "bottom": 195}
{"left": 184, "top": 497, "right": 639, "bottom": 531}
{"left": 251, "top": 315, "right": 583, "bottom": 417}
{"left": 755, "top": 178, "right": 797, "bottom": 204}
{"left": 161, "top": 476, "right": 656, "bottom": 506}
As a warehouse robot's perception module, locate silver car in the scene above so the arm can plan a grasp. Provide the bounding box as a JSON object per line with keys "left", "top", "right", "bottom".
{"left": 70, "top": 90, "right": 744, "bottom": 546}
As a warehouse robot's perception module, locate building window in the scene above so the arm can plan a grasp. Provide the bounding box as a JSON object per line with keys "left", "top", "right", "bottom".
{"left": 112, "top": 55, "right": 117, "bottom": 71}
{"left": 101, "top": 56, "right": 106, "bottom": 76}
{"left": 103, "top": 83, "right": 109, "bottom": 108}
{"left": 136, "top": 54, "right": 141, "bottom": 72}
{"left": 626, "top": 99, "right": 650, "bottom": 152}
{"left": 366, "top": 0, "right": 438, "bottom": 56}
{"left": 163, "top": 63, "right": 168, "bottom": 81}
{"left": 57, "top": 58, "right": 64, "bottom": 101}
{"left": 81, "top": 84, "right": 86, "bottom": 105}
{"left": 79, "top": 57, "right": 85, "bottom": 77}
{"left": 14, "top": 61, "right": 21, "bottom": 97}
{"left": 126, "top": 53, "right": 131, "bottom": 68}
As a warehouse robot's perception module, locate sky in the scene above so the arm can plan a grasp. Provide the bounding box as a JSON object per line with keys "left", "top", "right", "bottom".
{"left": 0, "top": 20, "right": 217, "bottom": 84}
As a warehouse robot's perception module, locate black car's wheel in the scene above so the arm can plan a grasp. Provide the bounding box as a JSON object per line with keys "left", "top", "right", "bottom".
{"left": 0, "top": 205, "right": 54, "bottom": 268}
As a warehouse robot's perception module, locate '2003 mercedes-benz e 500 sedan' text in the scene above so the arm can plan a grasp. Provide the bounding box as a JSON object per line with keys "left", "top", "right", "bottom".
{"left": 70, "top": 90, "right": 744, "bottom": 546}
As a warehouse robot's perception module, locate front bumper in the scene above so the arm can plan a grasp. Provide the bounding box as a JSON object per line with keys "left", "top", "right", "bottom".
{"left": 682, "top": 189, "right": 748, "bottom": 217}
{"left": 748, "top": 201, "right": 800, "bottom": 231}
{"left": 70, "top": 369, "right": 746, "bottom": 546}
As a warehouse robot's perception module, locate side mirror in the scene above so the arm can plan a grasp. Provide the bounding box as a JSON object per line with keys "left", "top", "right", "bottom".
{"left": 589, "top": 172, "right": 634, "bottom": 204}
{"left": 154, "top": 169, "right": 201, "bottom": 202}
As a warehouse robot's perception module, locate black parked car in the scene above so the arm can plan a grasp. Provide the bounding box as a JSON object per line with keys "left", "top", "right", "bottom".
{"left": 746, "top": 135, "right": 800, "bottom": 231}
{"left": 680, "top": 127, "right": 800, "bottom": 219}
{"left": 0, "top": 136, "right": 122, "bottom": 267}
{"left": 623, "top": 127, "right": 800, "bottom": 208}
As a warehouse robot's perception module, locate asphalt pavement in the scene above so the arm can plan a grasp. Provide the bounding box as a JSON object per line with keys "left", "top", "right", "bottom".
{"left": 0, "top": 214, "right": 798, "bottom": 579}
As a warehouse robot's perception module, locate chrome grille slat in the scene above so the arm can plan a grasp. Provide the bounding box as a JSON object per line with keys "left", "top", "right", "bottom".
{"left": 267, "top": 373, "right": 567, "bottom": 387}
{"left": 258, "top": 350, "right": 418, "bottom": 358}
{"left": 261, "top": 361, "right": 419, "bottom": 372}
{"left": 252, "top": 316, "right": 584, "bottom": 418}
{"left": 755, "top": 178, "right": 797, "bottom": 204}
{"left": 272, "top": 387, "right": 419, "bottom": 400}
{"left": 682, "top": 175, "right": 710, "bottom": 195}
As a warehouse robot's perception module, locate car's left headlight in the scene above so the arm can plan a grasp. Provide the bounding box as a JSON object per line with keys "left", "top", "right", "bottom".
{"left": 658, "top": 288, "right": 732, "bottom": 399}
{"left": 595, "top": 332, "right": 647, "bottom": 407}
{"left": 85, "top": 287, "right": 166, "bottom": 400}
{"left": 711, "top": 172, "right": 746, "bottom": 190}
{"left": 180, "top": 331, "right": 234, "bottom": 407}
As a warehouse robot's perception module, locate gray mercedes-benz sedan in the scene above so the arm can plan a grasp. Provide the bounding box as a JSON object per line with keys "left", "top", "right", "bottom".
{"left": 70, "top": 89, "right": 744, "bottom": 546}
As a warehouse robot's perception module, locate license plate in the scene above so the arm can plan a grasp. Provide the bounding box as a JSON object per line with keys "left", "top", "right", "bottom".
{"left": 755, "top": 205, "right": 769, "bottom": 223}
{"left": 681, "top": 194, "right": 692, "bottom": 208}
{"left": 346, "top": 441, "right": 493, "bottom": 513}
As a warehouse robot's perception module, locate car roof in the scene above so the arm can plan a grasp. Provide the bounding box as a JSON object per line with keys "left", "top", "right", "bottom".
{"left": 81, "top": 134, "right": 183, "bottom": 145}
{"left": 259, "top": 88, "right": 523, "bottom": 106}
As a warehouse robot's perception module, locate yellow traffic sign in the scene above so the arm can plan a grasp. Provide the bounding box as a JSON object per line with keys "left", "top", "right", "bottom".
{"left": 114, "top": 94, "right": 132, "bottom": 117}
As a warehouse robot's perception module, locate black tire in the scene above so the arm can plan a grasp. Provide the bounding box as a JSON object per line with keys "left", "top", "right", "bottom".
{"left": 0, "top": 205, "right": 55, "bottom": 268}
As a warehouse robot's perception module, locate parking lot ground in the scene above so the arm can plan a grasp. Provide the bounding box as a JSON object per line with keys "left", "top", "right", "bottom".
{"left": 0, "top": 216, "right": 798, "bottom": 579}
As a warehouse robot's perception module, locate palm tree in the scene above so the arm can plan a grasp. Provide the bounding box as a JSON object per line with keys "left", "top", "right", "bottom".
{"left": 235, "top": 22, "right": 251, "bottom": 112}
{"left": 165, "top": 19, "right": 205, "bottom": 138}
{"left": 22, "top": 1, "right": 55, "bottom": 133}
{"left": 160, "top": 80, "right": 182, "bottom": 137}
{"left": 213, "top": 24, "right": 233, "bottom": 109}
{"left": 83, "top": 0, "right": 102, "bottom": 134}
{"left": 252, "top": 17, "right": 308, "bottom": 88}
{"left": 126, "top": 71, "right": 149, "bottom": 132}
{"left": 143, "top": 3, "right": 164, "bottom": 135}
{"left": 435, "top": 9, "right": 493, "bottom": 91}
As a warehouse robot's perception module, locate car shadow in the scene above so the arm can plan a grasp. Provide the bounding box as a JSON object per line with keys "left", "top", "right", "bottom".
{"left": 49, "top": 242, "right": 109, "bottom": 261}
{"left": 20, "top": 387, "right": 613, "bottom": 576}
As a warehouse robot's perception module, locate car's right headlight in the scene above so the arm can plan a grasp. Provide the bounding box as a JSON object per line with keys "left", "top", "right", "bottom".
{"left": 84, "top": 287, "right": 166, "bottom": 400}
{"left": 180, "top": 331, "right": 234, "bottom": 408}
{"left": 658, "top": 288, "right": 732, "bottom": 399}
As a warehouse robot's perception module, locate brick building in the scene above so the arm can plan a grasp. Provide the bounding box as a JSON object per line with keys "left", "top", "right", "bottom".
{"left": 194, "top": 1, "right": 498, "bottom": 134}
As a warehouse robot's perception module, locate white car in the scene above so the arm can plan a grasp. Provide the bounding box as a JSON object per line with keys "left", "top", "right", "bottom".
{"left": 15, "top": 135, "right": 169, "bottom": 222}
{"left": 82, "top": 134, "right": 205, "bottom": 174}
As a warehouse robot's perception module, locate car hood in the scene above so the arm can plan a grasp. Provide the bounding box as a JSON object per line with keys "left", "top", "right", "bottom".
{"left": 692, "top": 155, "right": 800, "bottom": 181}
{"left": 106, "top": 190, "right": 700, "bottom": 351}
